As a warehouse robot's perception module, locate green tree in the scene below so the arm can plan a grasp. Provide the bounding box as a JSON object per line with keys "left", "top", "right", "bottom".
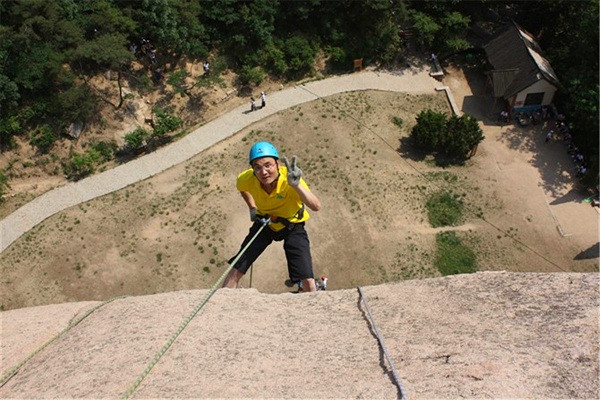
{"left": 410, "top": 11, "right": 440, "bottom": 49}
{"left": 438, "top": 11, "right": 470, "bottom": 52}
{"left": 281, "top": 36, "right": 316, "bottom": 78}
{"left": 139, "top": 0, "right": 208, "bottom": 57}
{"left": 411, "top": 109, "right": 447, "bottom": 150}
{"left": 443, "top": 114, "right": 484, "bottom": 159}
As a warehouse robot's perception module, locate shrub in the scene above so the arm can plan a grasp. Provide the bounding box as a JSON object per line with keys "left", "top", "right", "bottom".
{"left": 90, "top": 141, "right": 118, "bottom": 162}
{"left": 0, "top": 169, "right": 9, "bottom": 201}
{"left": 238, "top": 65, "right": 265, "bottom": 86}
{"left": 392, "top": 116, "right": 404, "bottom": 127}
{"left": 411, "top": 110, "right": 447, "bottom": 150}
{"left": 326, "top": 46, "right": 348, "bottom": 70}
{"left": 29, "top": 125, "right": 58, "bottom": 154}
{"left": 434, "top": 231, "right": 476, "bottom": 275}
{"left": 63, "top": 152, "right": 97, "bottom": 180}
{"left": 259, "top": 44, "right": 288, "bottom": 76}
{"left": 443, "top": 114, "right": 484, "bottom": 159}
{"left": 426, "top": 191, "right": 463, "bottom": 227}
{"left": 124, "top": 127, "right": 151, "bottom": 150}
{"left": 282, "top": 36, "right": 316, "bottom": 78}
{"left": 152, "top": 108, "right": 182, "bottom": 137}
{"left": 409, "top": 110, "right": 484, "bottom": 161}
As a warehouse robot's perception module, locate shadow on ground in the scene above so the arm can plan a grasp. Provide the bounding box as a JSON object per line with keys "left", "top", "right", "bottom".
{"left": 397, "top": 137, "right": 466, "bottom": 167}
{"left": 574, "top": 242, "right": 599, "bottom": 260}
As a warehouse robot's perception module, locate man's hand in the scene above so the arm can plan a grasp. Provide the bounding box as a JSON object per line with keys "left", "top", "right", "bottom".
{"left": 250, "top": 207, "right": 269, "bottom": 225}
{"left": 283, "top": 155, "right": 302, "bottom": 187}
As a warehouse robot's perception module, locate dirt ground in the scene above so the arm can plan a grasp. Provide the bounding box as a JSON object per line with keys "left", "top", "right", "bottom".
{"left": 1, "top": 65, "right": 597, "bottom": 311}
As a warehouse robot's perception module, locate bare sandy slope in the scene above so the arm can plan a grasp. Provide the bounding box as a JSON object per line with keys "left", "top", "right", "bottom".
{"left": 1, "top": 272, "right": 598, "bottom": 399}
{"left": 2, "top": 84, "right": 597, "bottom": 312}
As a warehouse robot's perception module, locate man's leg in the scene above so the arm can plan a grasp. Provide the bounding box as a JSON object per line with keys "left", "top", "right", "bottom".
{"left": 283, "top": 224, "right": 316, "bottom": 292}
{"left": 222, "top": 222, "right": 273, "bottom": 289}
{"left": 300, "top": 278, "right": 317, "bottom": 292}
{"left": 222, "top": 268, "right": 245, "bottom": 288}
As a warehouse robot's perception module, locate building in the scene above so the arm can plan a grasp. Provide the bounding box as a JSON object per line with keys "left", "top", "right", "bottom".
{"left": 484, "top": 22, "right": 560, "bottom": 113}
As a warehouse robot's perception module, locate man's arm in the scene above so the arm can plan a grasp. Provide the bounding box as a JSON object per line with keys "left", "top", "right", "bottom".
{"left": 283, "top": 155, "right": 321, "bottom": 212}
{"left": 293, "top": 184, "right": 321, "bottom": 212}
{"left": 240, "top": 191, "right": 256, "bottom": 209}
{"left": 240, "top": 191, "right": 258, "bottom": 221}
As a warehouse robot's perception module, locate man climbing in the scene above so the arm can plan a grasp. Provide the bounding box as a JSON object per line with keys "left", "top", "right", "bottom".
{"left": 222, "top": 141, "right": 321, "bottom": 292}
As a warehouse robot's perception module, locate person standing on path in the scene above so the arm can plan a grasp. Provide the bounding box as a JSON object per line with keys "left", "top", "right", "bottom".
{"left": 261, "top": 91, "right": 266, "bottom": 108}
{"left": 222, "top": 141, "right": 321, "bottom": 292}
{"left": 250, "top": 97, "right": 257, "bottom": 112}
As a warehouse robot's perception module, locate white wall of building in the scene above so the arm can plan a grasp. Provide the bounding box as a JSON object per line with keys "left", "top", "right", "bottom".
{"left": 513, "top": 79, "right": 557, "bottom": 107}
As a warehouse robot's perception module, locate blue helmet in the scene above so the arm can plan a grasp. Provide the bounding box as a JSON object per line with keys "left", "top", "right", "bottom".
{"left": 249, "top": 141, "right": 279, "bottom": 164}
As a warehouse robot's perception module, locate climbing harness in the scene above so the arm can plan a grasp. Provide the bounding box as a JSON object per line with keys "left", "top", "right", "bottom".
{"left": 256, "top": 203, "right": 305, "bottom": 230}
{"left": 0, "top": 295, "right": 125, "bottom": 388}
{"left": 121, "top": 217, "right": 271, "bottom": 399}
{"left": 358, "top": 286, "right": 408, "bottom": 399}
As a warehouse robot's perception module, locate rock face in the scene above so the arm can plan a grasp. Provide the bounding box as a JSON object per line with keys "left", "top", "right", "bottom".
{"left": 1, "top": 272, "right": 598, "bottom": 399}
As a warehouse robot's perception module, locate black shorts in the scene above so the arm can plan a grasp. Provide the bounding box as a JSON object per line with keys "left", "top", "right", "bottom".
{"left": 228, "top": 221, "right": 314, "bottom": 282}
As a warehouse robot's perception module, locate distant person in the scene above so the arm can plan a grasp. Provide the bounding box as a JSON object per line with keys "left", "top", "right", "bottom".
{"left": 203, "top": 61, "right": 210, "bottom": 75}
{"left": 260, "top": 91, "right": 266, "bottom": 108}
{"left": 319, "top": 276, "right": 328, "bottom": 290}
{"left": 250, "top": 97, "right": 257, "bottom": 112}
{"left": 545, "top": 130, "right": 553, "bottom": 142}
{"left": 222, "top": 141, "right": 321, "bottom": 292}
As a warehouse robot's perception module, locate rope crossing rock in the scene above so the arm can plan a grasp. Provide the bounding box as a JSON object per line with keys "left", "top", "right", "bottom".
{"left": 358, "top": 286, "right": 408, "bottom": 399}
{"left": 0, "top": 296, "right": 125, "bottom": 388}
{"left": 121, "top": 218, "right": 271, "bottom": 399}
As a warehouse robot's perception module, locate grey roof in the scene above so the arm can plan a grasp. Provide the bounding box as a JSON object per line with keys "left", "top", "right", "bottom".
{"left": 484, "top": 22, "right": 560, "bottom": 99}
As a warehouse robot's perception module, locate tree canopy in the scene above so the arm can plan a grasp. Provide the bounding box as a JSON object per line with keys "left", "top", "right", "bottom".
{"left": 0, "top": 0, "right": 597, "bottom": 183}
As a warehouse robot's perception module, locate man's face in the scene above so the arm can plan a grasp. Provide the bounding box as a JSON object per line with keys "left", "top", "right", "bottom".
{"left": 252, "top": 157, "right": 279, "bottom": 185}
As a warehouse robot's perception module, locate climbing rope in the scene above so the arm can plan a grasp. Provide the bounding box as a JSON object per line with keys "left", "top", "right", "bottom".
{"left": 358, "top": 287, "right": 408, "bottom": 399}
{"left": 0, "top": 295, "right": 125, "bottom": 388}
{"left": 121, "top": 218, "right": 270, "bottom": 399}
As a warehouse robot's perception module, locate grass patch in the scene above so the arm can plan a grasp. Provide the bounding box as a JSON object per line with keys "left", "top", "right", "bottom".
{"left": 392, "top": 116, "right": 404, "bottom": 127}
{"left": 426, "top": 191, "right": 463, "bottom": 227}
{"left": 435, "top": 231, "right": 476, "bottom": 275}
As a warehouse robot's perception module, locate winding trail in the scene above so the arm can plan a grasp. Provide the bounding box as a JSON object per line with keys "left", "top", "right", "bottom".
{"left": 0, "top": 68, "right": 441, "bottom": 253}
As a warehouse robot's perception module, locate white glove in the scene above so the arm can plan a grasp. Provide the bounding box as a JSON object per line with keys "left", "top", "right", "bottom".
{"left": 283, "top": 155, "right": 302, "bottom": 187}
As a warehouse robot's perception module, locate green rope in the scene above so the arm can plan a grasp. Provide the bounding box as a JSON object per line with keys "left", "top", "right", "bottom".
{"left": 122, "top": 219, "right": 269, "bottom": 399}
{"left": 0, "top": 296, "right": 125, "bottom": 388}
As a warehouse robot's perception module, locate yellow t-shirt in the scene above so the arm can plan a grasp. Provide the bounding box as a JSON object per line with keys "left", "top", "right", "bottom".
{"left": 237, "top": 166, "right": 310, "bottom": 232}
